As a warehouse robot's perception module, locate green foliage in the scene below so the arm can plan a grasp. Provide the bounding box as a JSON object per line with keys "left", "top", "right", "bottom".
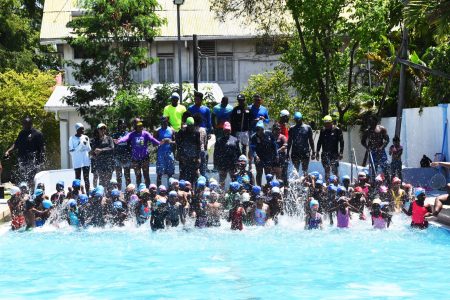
{"left": 422, "top": 44, "right": 450, "bottom": 104}
{"left": 0, "top": 70, "right": 60, "bottom": 180}
{"left": 65, "top": 0, "right": 165, "bottom": 123}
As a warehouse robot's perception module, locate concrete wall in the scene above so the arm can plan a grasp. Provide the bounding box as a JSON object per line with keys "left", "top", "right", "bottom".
{"left": 61, "top": 39, "right": 280, "bottom": 99}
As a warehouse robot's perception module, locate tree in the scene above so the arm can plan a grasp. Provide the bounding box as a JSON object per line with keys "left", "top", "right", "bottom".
{"left": 0, "top": 70, "right": 60, "bottom": 181}
{"left": 212, "top": 0, "right": 395, "bottom": 124}
{"left": 65, "top": 0, "right": 165, "bottom": 127}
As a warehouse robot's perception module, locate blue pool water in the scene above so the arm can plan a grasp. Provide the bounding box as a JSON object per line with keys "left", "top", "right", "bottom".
{"left": 1, "top": 216, "right": 449, "bottom": 299}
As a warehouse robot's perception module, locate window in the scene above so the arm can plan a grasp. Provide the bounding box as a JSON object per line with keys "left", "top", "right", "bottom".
{"left": 199, "top": 41, "right": 234, "bottom": 82}
{"left": 73, "top": 46, "right": 92, "bottom": 59}
{"left": 158, "top": 54, "right": 174, "bottom": 83}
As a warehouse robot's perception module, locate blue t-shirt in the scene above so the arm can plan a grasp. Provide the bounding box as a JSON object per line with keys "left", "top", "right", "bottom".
{"left": 212, "top": 104, "right": 233, "bottom": 128}
{"left": 249, "top": 104, "right": 270, "bottom": 131}
{"left": 188, "top": 105, "right": 212, "bottom": 132}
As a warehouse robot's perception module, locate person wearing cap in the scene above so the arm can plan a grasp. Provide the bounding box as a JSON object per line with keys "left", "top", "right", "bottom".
{"left": 371, "top": 198, "right": 392, "bottom": 229}
{"left": 361, "top": 115, "right": 390, "bottom": 180}
{"left": 213, "top": 121, "right": 241, "bottom": 188}
{"left": 4, "top": 117, "right": 44, "bottom": 188}
{"left": 192, "top": 113, "right": 210, "bottom": 178}
{"left": 8, "top": 186, "right": 26, "bottom": 230}
{"left": 389, "top": 136, "right": 403, "bottom": 181}
{"left": 388, "top": 177, "right": 406, "bottom": 213}
{"left": 248, "top": 94, "right": 270, "bottom": 133}
{"left": 287, "top": 112, "right": 315, "bottom": 175}
{"left": 232, "top": 155, "right": 254, "bottom": 192}
{"left": 155, "top": 116, "right": 176, "bottom": 187}
{"left": 69, "top": 123, "right": 92, "bottom": 192}
{"left": 249, "top": 120, "right": 278, "bottom": 186}
{"left": 228, "top": 194, "right": 246, "bottom": 230}
{"left": 111, "top": 119, "right": 131, "bottom": 190}
{"left": 279, "top": 110, "right": 290, "bottom": 139}
{"left": 305, "top": 199, "right": 323, "bottom": 230}
{"left": 272, "top": 123, "right": 288, "bottom": 184}
{"left": 50, "top": 181, "right": 66, "bottom": 205}
{"left": 212, "top": 96, "right": 233, "bottom": 139}
{"left": 176, "top": 116, "right": 201, "bottom": 184}
{"left": 252, "top": 195, "right": 269, "bottom": 226}
{"left": 163, "top": 92, "right": 186, "bottom": 131}
{"left": 166, "top": 190, "right": 185, "bottom": 227}
{"left": 403, "top": 188, "right": 432, "bottom": 229}
{"left": 327, "top": 196, "right": 360, "bottom": 228}
{"left": 187, "top": 91, "right": 212, "bottom": 133}
{"left": 115, "top": 118, "right": 160, "bottom": 187}
{"left": 230, "top": 94, "right": 252, "bottom": 155}
{"left": 316, "top": 115, "right": 344, "bottom": 180}
{"left": 91, "top": 123, "right": 114, "bottom": 188}
{"left": 268, "top": 186, "right": 283, "bottom": 224}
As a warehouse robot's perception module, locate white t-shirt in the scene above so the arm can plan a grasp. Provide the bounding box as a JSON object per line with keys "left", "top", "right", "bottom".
{"left": 69, "top": 134, "right": 91, "bottom": 169}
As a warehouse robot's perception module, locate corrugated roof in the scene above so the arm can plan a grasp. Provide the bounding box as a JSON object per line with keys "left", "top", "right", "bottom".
{"left": 40, "top": 0, "right": 260, "bottom": 44}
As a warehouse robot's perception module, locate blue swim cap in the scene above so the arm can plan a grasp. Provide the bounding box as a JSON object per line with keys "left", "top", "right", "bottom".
{"left": 336, "top": 186, "right": 347, "bottom": 194}
{"left": 252, "top": 185, "right": 262, "bottom": 195}
{"left": 316, "top": 179, "right": 323, "bottom": 185}
{"left": 78, "top": 194, "right": 89, "bottom": 205}
{"left": 197, "top": 180, "right": 206, "bottom": 187}
{"left": 294, "top": 112, "right": 302, "bottom": 120}
{"left": 179, "top": 180, "right": 186, "bottom": 189}
{"left": 138, "top": 183, "right": 146, "bottom": 192}
{"left": 56, "top": 181, "right": 64, "bottom": 187}
{"left": 342, "top": 175, "right": 350, "bottom": 182}
{"left": 95, "top": 185, "right": 105, "bottom": 197}
{"left": 328, "top": 175, "right": 338, "bottom": 183}
{"left": 34, "top": 189, "right": 44, "bottom": 197}
{"left": 415, "top": 188, "right": 426, "bottom": 198}
{"left": 270, "top": 180, "right": 280, "bottom": 187}
{"left": 72, "top": 179, "right": 81, "bottom": 188}
{"left": 113, "top": 201, "right": 123, "bottom": 209}
{"left": 265, "top": 174, "right": 274, "bottom": 182}
{"left": 169, "top": 191, "right": 178, "bottom": 197}
{"left": 42, "top": 199, "right": 53, "bottom": 209}
{"left": 209, "top": 181, "right": 219, "bottom": 190}
{"left": 256, "top": 120, "right": 265, "bottom": 129}
{"left": 197, "top": 176, "right": 206, "bottom": 183}
{"left": 68, "top": 199, "right": 77, "bottom": 207}
{"left": 328, "top": 185, "right": 337, "bottom": 192}
{"left": 111, "top": 189, "right": 120, "bottom": 198}
{"left": 309, "top": 199, "right": 319, "bottom": 208}
{"left": 310, "top": 171, "right": 320, "bottom": 179}
{"left": 230, "top": 181, "right": 241, "bottom": 191}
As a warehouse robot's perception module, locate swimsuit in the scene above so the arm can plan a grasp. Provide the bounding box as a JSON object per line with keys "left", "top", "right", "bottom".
{"left": 254, "top": 207, "right": 267, "bottom": 226}
{"left": 337, "top": 208, "right": 350, "bottom": 228}
{"left": 411, "top": 201, "right": 429, "bottom": 229}
{"left": 307, "top": 213, "right": 322, "bottom": 230}
{"left": 372, "top": 214, "right": 386, "bottom": 229}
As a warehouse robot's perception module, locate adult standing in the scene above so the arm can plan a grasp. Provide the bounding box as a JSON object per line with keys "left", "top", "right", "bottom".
{"left": 115, "top": 118, "right": 160, "bottom": 187}
{"left": 279, "top": 110, "right": 290, "bottom": 139}
{"left": 213, "top": 122, "right": 241, "bottom": 188}
{"left": 4, "top": 117, "right": 44, "bottom": 188}
{"left": 316, "top": 115, "right": 344, "bottom": 179}
{"left": 287, "top": 112, "right": 315, "bottom": 175}
{"left": 272, "top": 123, "right": 288, "bottom": 183}
{"left": 155, "top": 116, "right": 175, "bottom": 187}
{"left": 249, "top": 121, "right": 278, "bottom": 186}
{"left": 248, "top": 94, "right": 270, "bottom": 133}
{"left": 193, "top": 113, "right": 209, "bottom": 178}
{"left": 212, "top": 96, "right": 233, "bottom": 139}
{"left": 69, "top": 123, "right": 91, "bottom": 192}
{"left": 91, "top": 123, "right": 114, "bottom": 188}
{"left": 163, "top": 92, "right": 186, "bottom": 132}
{"left": 111, "top": 119, "right": 131, "bottom": 190}
{"left": 176, "top": 117, "right": 201, "bottom": 184}
{"left": 361, "top": 116, "right": 390, "bottom": 179}
{"left": 188, "top": 91, "right": 212, "bottom": 134}
{"left": 230, "top": 94, "right": 252, "bottom": 155}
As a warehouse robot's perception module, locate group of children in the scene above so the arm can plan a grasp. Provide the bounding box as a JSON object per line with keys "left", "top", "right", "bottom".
{"left": 7, "top": 169, "right": 435, "bottom": 231}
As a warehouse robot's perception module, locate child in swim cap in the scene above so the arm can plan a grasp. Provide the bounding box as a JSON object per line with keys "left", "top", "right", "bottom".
{"left": 305, "top": 198, "right": 323, "bottom": 230}
{"left": 370, "top": 198, "right": 391, "bottom": 229}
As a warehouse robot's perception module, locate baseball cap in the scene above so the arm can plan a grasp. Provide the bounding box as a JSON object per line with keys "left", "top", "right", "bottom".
{"left": 97, "top": 123, "right": 107, "bottom": 129}
{"left": 237, "top": 94, "right": 245, "bottom": 101}
{"left": 322, "top": 115, "right": 333, "bottom": 123}
{"left": 75, "top": 123, "right": 84, "bottom": 130}
{"left": 223, "top": 121, "right": 231, "bottom": 131}
{"left": 171, "top": 92, "right": 180, "bottom": 99}
{"left": 186, "top": 117, "right": 195, "bottom": 125}
{"left": 294, "top": 112, "right": 303, "bottom": 120}
{"left": 280, "top": 110, "right": 290, "bottom": 117}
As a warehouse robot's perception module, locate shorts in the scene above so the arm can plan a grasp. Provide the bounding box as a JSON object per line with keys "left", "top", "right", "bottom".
{"left": 255, "top": 159, "right": 274, "bottom": 169}
{"left": 236, "top": 131, "right": 249, "bottom": 146}
{"left": 321, "top": 152, "right": 339, "bottom": 169}
{"left": 291, "top": 151, "right": 310, "bottom": 161}
{"left": 114, "top": 157, "right": 131, "bottom": 168}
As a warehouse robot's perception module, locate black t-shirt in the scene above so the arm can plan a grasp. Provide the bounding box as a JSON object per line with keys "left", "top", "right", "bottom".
{"left": 214, "top": 135, "right": 241, "bottom": 170}
{"left": 250, "top": 131, "right": 278, "bottom": 162}
{"left": 288, "top": 124, "right": 312, "bottom": 154}
{"left": 230, "top": 106, "right": 252, "bottom": 133}
{"left": 176, "top": 129, "right": 201, "bottom": 160}
{"left": 317, "top": 126, "right": 344, "bottom": 154}
{"left": 111, "top": 131, "right": 131, "bottom": 160}
{"left": 14, "top": 128, "right": 44, "bottom": 160}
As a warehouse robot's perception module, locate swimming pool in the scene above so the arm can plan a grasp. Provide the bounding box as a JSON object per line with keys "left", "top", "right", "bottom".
{"left": 1, "top": 215, "right": 449, "bottom": 299}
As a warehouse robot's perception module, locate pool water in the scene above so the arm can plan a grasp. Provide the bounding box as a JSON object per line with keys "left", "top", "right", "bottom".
{"left": 1, "top": 215, "right": 449, "bottom": 299}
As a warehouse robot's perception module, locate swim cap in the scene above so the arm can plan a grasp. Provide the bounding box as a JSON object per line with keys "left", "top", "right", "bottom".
{"left": 358, "top": 172, "right": 367, "bottom": 178}
{"left": 140, "top": 188, "right": 150, "bottom": 196}
{"left": 238, "top": 155, "right": 248, "bottom": 163}
{"left": 68, "top": 199, "right": 77, "bottom": 207}
{"left": 171, "top": 92, "right": 180, "bottom": 99}
{"left": 309, "top": 171, "right": 321, "bottom": 179}
{"left": 209, "top": 181, "right": 219, "bottom": 190}
{"left": 256, "top": 120, "right": 265, "bottom": 129}
{"left": 186, "top": 117, "right": 195, "bottom": 125}
{"left": 203, "top": 191, "right": 211, "bottom": 198}
{"left": 95, "top": 185, "right": 105, "bottom": 197}
{"left": 271, "top": 187, "right": 281, "bottom": 194}
{"left": 138, "top": 183, "right": 146, "bottom": 192}
{"left": 197, "top": 180, "right": 206, "bottom": 188}
{"left": 336, "top": 186, "right": 347, "bottom": 194}
{"left": 309, "top": 199, "right": 319, "bottom": 208}
{"left": 159, "top": 185, "right": 167, "bottom": 192}
{"left": 10, "top": 186, "right": 20, "bottom": 196}
{"left": 392, "top": 177, "right": 401, "bottom": 184}
{"left": 169, "top": 191, "right": 178, "bottom": 198}
{"left": 149, "top": 184, "right": 157, "bottom": 190}
{"left": 265, "top": 174, "right": 274, "bottom": 182}
{"left": 56, "top": 181, "right": 64, "bottom": 187}
{"left": 252, "top": 185, "right": 262, "bottom": 195}
{"left": 328, "top": 185, "right": 337, "bottom": 192}
{"left": 294, "top": 112, "right": 302, "bottom": 120}
{"left": 34, "top": 189, "right": 44, "bottom": 197}
{"left": 270, "top": 180, "right": 280, "bottom": 187}
{"left": 42, "top": 200, "right": 53, "bottom": 209}
{"left": 170, "top": 178, "right": 179, "bottom": 185}
{"left": 375, "top": 174, "right": 385, "bottom": 182}
{"left": 378, "top": 185, "right": 388, "bottom": 194}
{"left": 111, "top": 189, "right": 120, "bottom": 198}
{"left": 372, "top": 198, "right": 382, "bottom": 205}
{"left": 169, "top": 177, "right": 175, "bottom": 185}
{"left": 230, "top": 181, "right": 241, "bottom": 191}
{"left": 126, "top": 184, "right": 136, "bottom": 192}
{"left": 354, "top": 186, "right": 363, "bottom": 193}
{"left": 113, "top": 201, "right": 123, "bottom": 209}
{"left": 179, "top": 180, "right": 186, "bottom": 189}
{"left": 316, "top": 179, "right": 323, "bottom": 185}
{"left": 72, "top": 179, "right": 81, "bottom": 188}
{"left": 342, "top": 175, "right": 350, "bottom": 182}
{"left": 328, "top": 175, "right": 338, "bottom": 183}
{"left": 241, "top": 192, "right": 250, "bottom": 202}
{"left": 414, "top": 187, "right": 426, "bottom": 198}
{"left": 322, "top": 115, "right": 333, "bottom": 123}
{"left": 78, "top": 194, "right": 89, "bottom": 205}
{"left": 280, "top": 109, "right": 290, "bottom": 117}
